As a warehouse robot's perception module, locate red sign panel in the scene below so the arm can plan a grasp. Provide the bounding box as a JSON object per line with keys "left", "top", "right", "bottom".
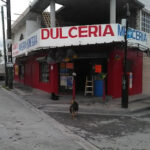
{"left": 95, "top": 65, "right": 102, "bottom": 73}
{"left": 66, "top": 63, "right": 74, "bottom": 69}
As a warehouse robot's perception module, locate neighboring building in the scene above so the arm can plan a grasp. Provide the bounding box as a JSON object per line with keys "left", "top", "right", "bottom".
{"left": 141, "top": 9, "right": 150, "bottom": 33}
{"left": 12, "top": 0, "right": 150, "bottom": 98}
{"left": 142, "top": 33, "right": 150, "bottom": 95}
{"left": 140, "top": 6, "right": 150, "bottom": 95}
{"left": 0, "top": 50, "right": 5, "bottom": 79}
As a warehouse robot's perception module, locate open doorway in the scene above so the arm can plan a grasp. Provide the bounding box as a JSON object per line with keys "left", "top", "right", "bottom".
{"left": 74, "top": 59, "right": 91, "bottom": 94}
{"left": 74, "top": 58, "right": 107, "bottom": 95}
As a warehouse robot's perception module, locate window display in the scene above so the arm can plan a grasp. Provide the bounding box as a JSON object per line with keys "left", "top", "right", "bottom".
{"left": 60, "top": 63, "right": 74, "bottom": 91}
{"left": 40, "top": 62, "right": 49, "bottom": 82}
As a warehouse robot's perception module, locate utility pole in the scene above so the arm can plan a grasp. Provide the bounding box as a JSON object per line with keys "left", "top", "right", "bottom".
{"left": 1, "top": 5, "right": 8, "bottom": 86}
{"left": 6, "top": 0, "right": 13, "bottom": 89}
{"left": 121, "top": 3, "right": 130, "bottom": 108}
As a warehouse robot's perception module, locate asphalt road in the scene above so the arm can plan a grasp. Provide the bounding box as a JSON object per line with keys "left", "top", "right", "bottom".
{"left": 1, "top": 81, "right": 150, "bottom": 150}
{"left": 48, "top": 112, "right": 150, "bottom": 138}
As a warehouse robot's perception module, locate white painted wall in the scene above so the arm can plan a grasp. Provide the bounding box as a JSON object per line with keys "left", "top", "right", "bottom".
{"left": 143, "top": 55, "right": 150, "bottom": 95}
{"left": 142, "top": 33, "right": 150, "bottom": 95}
{"left": 110, "top": 0, "right": 116, "bottom": 23}
{"left": 12, "top": 16, "right": 41, "bottom": 45}
{"left": 26, "top": 19, "right": 41, "bottom": 37}
{"left": 12, "top": 25, "right": 26, "bottom": 44}
{"left": 136, "top": 9, "right": 141, "bottom": 30}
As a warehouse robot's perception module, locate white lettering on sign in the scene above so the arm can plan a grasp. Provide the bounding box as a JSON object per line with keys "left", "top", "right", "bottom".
{"left": 118, "top": 24, "right": 147, "bottom": 42}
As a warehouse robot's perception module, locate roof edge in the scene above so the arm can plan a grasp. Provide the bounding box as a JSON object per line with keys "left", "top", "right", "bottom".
{"left": 11, "top": 7, "right": 30, "bottom": 32}
{"left": 135, "top": 0, "right": 145, "bottom": 8}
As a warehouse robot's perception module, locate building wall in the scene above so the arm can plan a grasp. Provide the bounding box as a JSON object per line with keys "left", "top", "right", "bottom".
{"left": 142, "top": 54, "right": 150, "bottom": 95}
{"left": 26, "top": 19, "right": 41, "bottom": 37}
{"left": 12, "top": 0, "right": 148, "bottom": 97}
{"left": 148, "top": 33, "right": 150, "bottom": 48}
{"left": 142, "top": 33, "right": 150, "bottom": 95}
{"left": 14, "top": 54, "right": 58, "bottom": 94}
{"left": 12, "top": 16, "right": 41, "bottom": 45}
{"left": 12, "top": 25, "right": 26, "bottom": 44}
{"left": 107, "top": 49, "right": 143, "bottom": 98}
{"left": 136, "top": 9, "right": 141, "bottom": 30}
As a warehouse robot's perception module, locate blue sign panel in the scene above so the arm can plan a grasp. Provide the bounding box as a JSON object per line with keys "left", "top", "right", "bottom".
{"left": 118, "top": 24, "right": 147, "bottom": 42}
{"left": 19, "top": 35, "right": 38, "bottom": 51}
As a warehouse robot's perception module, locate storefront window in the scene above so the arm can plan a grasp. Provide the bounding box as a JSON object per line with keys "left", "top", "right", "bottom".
{"left": 15, "top": 65, "right": 19, "bottom": 76}
{"left": 141, "top": 11, "right": 150, "bottom": 33}
{"left": 40, "top": 62, "right": 49, "bottom": 82}
{"left": 19, "top": 65, "right": 24, "bottom": 79}
{"left": 59, "top": 63, "right": 74, "bottom": 91}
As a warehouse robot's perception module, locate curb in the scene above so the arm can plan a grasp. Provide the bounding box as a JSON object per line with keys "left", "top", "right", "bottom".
{"left": 130, "top": 106, "right": 150, "bottom": 114}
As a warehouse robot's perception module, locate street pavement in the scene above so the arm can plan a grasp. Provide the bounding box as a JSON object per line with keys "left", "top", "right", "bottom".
{"left": 0, "top": 85, "right": 100, "bottom": 150}
{"left": 1, "top": 82, "right": 150, "bottom": 150}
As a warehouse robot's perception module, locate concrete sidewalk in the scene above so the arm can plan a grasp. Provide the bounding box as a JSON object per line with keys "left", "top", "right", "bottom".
{"left": 10, "top": 82, "right": 150, "bottom": 115}
{"left": 0, "top": 84, "right": 100, "bottom": 150}
{"left": 1, "top": 82, "right": 150, "bottom": 150}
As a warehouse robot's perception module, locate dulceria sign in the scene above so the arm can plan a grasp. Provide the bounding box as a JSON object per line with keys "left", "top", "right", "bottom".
{"left": 41, "top": 25, "right": 115, "bottom": 39}
{"left": 12, "top": 24, "right": 148, "bottom": 57}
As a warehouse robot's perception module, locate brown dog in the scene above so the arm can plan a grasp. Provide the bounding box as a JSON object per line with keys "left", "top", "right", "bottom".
{"left": 69, "top": 100, "right": 79, "bottom": 119}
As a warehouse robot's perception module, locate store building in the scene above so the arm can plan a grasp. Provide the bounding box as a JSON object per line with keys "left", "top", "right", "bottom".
{"left": 12, "top": 0, "right": 150, "bottom": 98}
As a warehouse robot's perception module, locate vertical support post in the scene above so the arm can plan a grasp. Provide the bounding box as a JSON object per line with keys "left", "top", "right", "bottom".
{"left": 6, "top": 0, "right": 13, "bottom": 89}
{"left": 50, "top": 0, "right": 56, "bottom": 27}
{"left": 110, "top": 0, "right": 116, "bottom": 23}
{"left": 1, "top": 6, "right": 8, "bottom": 86}
{"left": 121, "top": 3, "right": 130, "bottom": 108}
{"left": 72, "top": 71, "right": 76, "bottom": 101}
{"left": 72, "top": 78, "right": 75, "bottom": 100}
{"left": 50, "top": 0, "right": 57, "bottom": 99}
{"left": 121, "top": 25, "right": 128, "bottom": 108}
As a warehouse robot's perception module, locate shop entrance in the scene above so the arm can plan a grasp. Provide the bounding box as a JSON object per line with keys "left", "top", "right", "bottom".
{"left": 74, "top": 59, "right": 91, "bottom": 94}
{"left": 74, "top": 58, "right": 107, "bottom": 95}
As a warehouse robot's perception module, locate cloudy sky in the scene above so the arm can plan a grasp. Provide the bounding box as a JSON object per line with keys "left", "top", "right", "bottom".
{"left": 0, "top": 0, "right": 150, "bottom": 51}
{"left": 139, "top": 0, "right": 150, "bottom": 10}
{"left": 0, "top": 0, "right": 34, "bottom": 51}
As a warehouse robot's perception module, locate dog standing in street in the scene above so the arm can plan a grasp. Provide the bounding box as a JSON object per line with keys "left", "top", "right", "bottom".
{"left": 69, "top": 100, "right": 79, "bottom": 119}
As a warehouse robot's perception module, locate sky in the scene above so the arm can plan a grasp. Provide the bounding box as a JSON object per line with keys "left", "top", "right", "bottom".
{"left": 0, "top": 0, "right": 150, "bottom": 52}
{"left": 0, "top": 0, "right": 33, "bottom": 51}
{"left": 0, "top": 0, "right": 62, "bottom": 52}
{"left": 139, "top": 0, "right": 150, "bottom": 10}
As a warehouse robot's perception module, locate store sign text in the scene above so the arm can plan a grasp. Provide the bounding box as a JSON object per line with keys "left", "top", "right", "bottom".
{"left": 118, "top": 24, "right": 147, "bottom": 42}
{"left": 41, "top": 25, "right": 115, "bottom": 40}
{"left": 12, "top": 24, "right": 148, "bottom": 57}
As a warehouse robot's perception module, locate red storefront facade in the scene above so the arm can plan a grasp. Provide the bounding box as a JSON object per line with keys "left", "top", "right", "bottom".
{"left": 14, "top": 56, "right": 59, "bottom": 94}
{"left": 107, "top": 49, "right": 143, "bottom": 98}
{"left": 13, "top": 24, "right": 147, "bottom": 98}
{"left": 14, "top": 48, "right": 143, "bottom": 98}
